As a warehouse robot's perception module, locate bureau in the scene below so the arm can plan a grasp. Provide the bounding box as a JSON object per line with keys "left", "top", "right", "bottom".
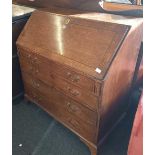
{"left": 17, "top": 9, "right": 143, "bottom": 155}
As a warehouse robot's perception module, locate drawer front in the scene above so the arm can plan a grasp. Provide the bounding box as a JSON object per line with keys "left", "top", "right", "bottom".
{"left": 48, "top": 73, "right": 98, "bottom": 111}
{"left": 51, "top": 64, "right": 95, "bottom": 94}
{"left": 24, "top": 81, "right": 96, "bottom": 143}
{"left": 18, "top": 48, "right": 101, "bottom": 96}
{"left": 19, "top": 54, "right": 98, "bottom": 111}
{"left": 22, "top": 72, "right": 97, "bottom": 126}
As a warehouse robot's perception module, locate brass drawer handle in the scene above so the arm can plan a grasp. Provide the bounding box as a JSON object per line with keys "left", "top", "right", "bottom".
{"left": 72, "top": 75, "right": 80, "bottom": 82}
{"left": 32, "top": 80, "right": 40, "bottom": 88}
{"left": 31, "top": 57, "right": 39, "bottom": 63}
{"left": 29, "top": 66, "right": 39, "bottom": 74}
{"left": 64, "top": 18, "right": 70, "bottom": 25}
{"left": 66, "top": 72, "right": 80, "bottom": 83}
{"left": 67, "top": 87, "right": 80, "bottom": 96}
{"left": 67, "top": 102, "right": 80, "bottom": 113}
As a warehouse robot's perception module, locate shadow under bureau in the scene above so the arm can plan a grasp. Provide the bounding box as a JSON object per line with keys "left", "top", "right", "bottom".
{"left": 17, "top": 9, "right": 143, "bottom": 155}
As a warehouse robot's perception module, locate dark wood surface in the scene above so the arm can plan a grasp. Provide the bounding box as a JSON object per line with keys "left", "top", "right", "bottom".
{"left": 17, "top": 10, "right": 129, "bottom": 79}
{"left": 17, "top": 9, "right": 143, "bottom": 155}
{"left": 13, "top": 0, "right": 103, "bottom": 11}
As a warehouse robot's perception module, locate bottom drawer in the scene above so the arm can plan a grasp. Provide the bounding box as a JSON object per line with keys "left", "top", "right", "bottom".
{"left": 24, "top": 83, "right": 97, "bottom": 143}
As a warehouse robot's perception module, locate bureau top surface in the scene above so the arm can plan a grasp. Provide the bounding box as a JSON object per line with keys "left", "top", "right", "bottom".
{"left": 17, "top": 10, "right": 130, "bottom": 80}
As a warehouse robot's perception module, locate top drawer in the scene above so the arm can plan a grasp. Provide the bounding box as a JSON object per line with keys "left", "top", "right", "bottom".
{"left": 17, "top": 48, "right": 101, "bottom": 96}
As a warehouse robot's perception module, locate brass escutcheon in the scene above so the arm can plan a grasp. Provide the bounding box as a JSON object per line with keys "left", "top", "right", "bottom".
{"left": 64, "top": 18, "right": 70, "bottom": 25}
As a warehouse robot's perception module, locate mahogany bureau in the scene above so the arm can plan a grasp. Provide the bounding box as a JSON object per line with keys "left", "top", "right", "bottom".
{"left": 17, "top": 9, "right": 143, "bottom": 155}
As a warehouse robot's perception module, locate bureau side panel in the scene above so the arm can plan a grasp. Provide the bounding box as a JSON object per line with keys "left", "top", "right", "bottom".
{"left": 97, "top": 21, "right": 143, "bottom": 143}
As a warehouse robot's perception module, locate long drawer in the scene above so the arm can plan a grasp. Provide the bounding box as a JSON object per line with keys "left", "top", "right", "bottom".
{"left": 23, "top": 74, "right": 97, "bottom": 143}
{"left": 19, "top": 51, "right": 98, "bottom": 111}
{"left": 18, "top": 48, "right": 101, "bottom": 96}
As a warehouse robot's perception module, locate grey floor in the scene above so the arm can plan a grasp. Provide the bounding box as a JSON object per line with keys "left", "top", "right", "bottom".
{"left": 12, "top": 89, "right": 141, "bottom": 155}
